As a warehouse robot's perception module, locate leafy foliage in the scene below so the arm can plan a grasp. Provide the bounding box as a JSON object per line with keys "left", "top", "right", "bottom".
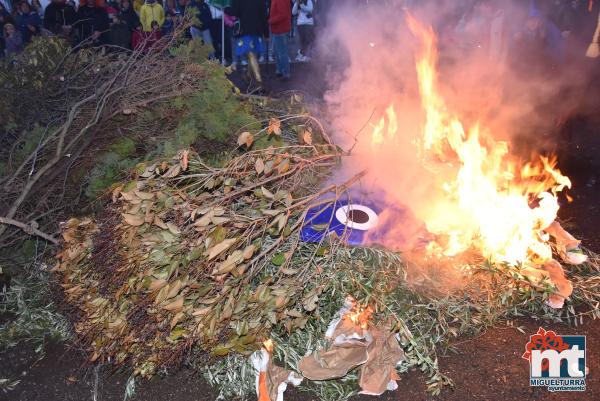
{"left": 0, "top": 268, "right": 72, "bottom": 353}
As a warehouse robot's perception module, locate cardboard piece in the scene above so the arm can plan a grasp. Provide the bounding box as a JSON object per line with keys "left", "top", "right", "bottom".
{"left": 358, "top": 327, "right": 405, "bottom": 396}
{"left": 299, "top": 302, "right": 404, "bottom": 396}
{"left": 522, "top": 259, "right": 573, "bottom": 309}
{"left": 544, "top": 221, "right": 588, "bottom": 265}
{"left": 542, "top": 259, "right": 573, "bottom": 309}
{"left": 251, "top": 348, "right": 302, "bottom": 401}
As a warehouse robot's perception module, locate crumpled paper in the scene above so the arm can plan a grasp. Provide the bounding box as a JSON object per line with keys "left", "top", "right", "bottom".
{"left": 251, "top": 348, "right": 302, "bottom": 401}
{"left": 523, "top": 259, "right": 573, "bottom": 309}
{"left": 544, "top": 221, "right": 588, "bottom": 265}
{"left": 358, "top": 326, "right": 405, "bottom": 395}
{"left": 299, "top": 300, "right": 405, "bottom": 396}
{"left": 520, "top": 221, "right": 587, "bottom": 309}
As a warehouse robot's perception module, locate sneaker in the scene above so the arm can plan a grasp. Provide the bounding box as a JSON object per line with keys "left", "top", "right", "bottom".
{"left": 301, "top": 55, "right": 311, "bottom": 63}
{"left": 241, "top": 60, "right": 248, "bottom": 66}
{"left": 295, "top": 52, "right": 304, "bottom": 62}
{"left": 259, "top": 56, "right": 265, "bottom": 64}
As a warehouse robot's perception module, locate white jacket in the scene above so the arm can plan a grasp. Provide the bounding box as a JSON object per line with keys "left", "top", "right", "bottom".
{"left": 292, "top": 0, "right": 314, "bottom": 26}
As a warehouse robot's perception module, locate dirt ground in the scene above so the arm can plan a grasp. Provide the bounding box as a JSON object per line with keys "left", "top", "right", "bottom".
{"left": 2, "top": 61, "right": 600, "bottom": 401}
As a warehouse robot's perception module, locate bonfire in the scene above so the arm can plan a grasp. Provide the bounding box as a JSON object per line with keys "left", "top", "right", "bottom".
{"left": 53, "top": 13, "right": 600, "bottom": 401}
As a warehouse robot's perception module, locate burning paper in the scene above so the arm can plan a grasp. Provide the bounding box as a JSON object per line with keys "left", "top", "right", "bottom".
{"left": 299, "top": 298, "right": 405, "bottom": 396}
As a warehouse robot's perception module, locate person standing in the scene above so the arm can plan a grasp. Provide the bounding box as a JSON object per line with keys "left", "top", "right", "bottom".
{"left": 227, "top": 0, "right": 269, "bottom": 87}
{"left": 292, "top": 0, "right": 314, "bottom": 62}
{"left": 140, "top": 0, "right": 164, "bottom": 32}
{"left": 269, "top": 0, "right": 291, "bottom": 79}
{"left": 189, "top": 0, "right": 213, "bottom": 51}
{"left": 15, "top": 1, "right": 42, "bottom": 44}
{"left": 74, "top": 0, "right": 110, "bottom": 45}
{"left": 4, "top": 22, "right": 23, "bottom": 55}
{"left": 119, "top": 0, "right": 139, "bottom": 32}
{"left": 43, "top": 0, "right": 76, "bottom": 37}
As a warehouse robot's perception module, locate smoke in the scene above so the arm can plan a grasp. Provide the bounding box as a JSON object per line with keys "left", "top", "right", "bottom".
{"left": 316, "top": 0, "right": 593, "bottom": 253}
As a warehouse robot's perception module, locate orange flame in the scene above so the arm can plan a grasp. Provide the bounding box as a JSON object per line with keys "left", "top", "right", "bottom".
{"left": 344, "top": 303, "right": 373, "bottom": 329}
{"left": 263, "top": 338, "right": 274, "bottom": 353}
{"left": 369, "top": 14, "right": 571, "bottom": 265}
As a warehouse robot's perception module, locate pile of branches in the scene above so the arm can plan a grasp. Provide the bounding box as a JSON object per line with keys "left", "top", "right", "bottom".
{"left": 0, "top": 23, "right": 204, "bottom": 255}
{"left": 52, "top": 133, "right": 600, "bottom": 399}
{"left": 54, "top": 124, "right": 365, "bottom": 376}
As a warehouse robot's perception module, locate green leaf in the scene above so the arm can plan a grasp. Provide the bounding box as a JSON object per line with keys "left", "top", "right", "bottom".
{"left": 271, "top": 253, "right": 286, "bottom": 266}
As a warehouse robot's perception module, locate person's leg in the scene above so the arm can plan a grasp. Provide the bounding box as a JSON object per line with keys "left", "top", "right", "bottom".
{"left": 190, "top": 26, "right": 201, "bottom": 40}
{"left": 272, "top": 33, "right": 283, "bottom": 75}
{"left": 304, "top": 25, "right": 315, "bottom": 58}
{"left": 279, "top": 33, "right": 290, "bottom": 77}
{"left": 201, "top": 29, "right": 215, "bottom": 58}
{"left": 298, "top": 25, "right": 307, "bottom": 56}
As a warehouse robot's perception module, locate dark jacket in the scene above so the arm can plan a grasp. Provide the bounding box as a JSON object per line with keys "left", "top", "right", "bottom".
{"left": 109, "top": 20, "right": 131, "bottom": 48}
{"left": 43, "top": 2, "right": 77, "bottom": 34}
{"left": 15, "top": 11, "right": 42, "bottom": 43}
{"left": 189, "top": 0, "right": 212, "bottom": 30}
{"left": 74, "top": 5, "right": 110, "bottom": 44}
{"left": 227, "top": 0, "right": 268, "bottom": 37}
{"left": 119, "top": 6, "right": 139, "bottom": 31}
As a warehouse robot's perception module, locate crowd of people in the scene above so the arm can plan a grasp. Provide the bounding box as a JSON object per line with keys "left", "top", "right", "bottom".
{"left": 0, "top": 0, "right": 598, "bottom": 85}
{"left": 0, "top": 0, "right": 320, "bottom": 78}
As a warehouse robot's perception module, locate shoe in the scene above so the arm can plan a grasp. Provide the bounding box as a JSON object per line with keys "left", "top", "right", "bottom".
{"left": 301, "top": 55, "right": 311, "bottom": 62}
{"left": 295, "top": 52, "right": 304, "bottom": 62}
{"left": 241, "top": 60, "right": 248, "bottom": 66}
{"left": 259, "top": 56, "right": 265, "bottom": 64}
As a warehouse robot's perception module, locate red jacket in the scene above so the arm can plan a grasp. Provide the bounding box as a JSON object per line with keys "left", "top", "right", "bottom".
{"left": 268, "top": 0, "right": 291, "bottom": 34}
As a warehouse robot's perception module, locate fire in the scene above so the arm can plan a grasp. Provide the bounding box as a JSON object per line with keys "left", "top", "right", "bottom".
{"left": 344, "top": 303, "right": 373, "bottom": 329}
{"left": 369, "top": 15, "right": 571, "bottom": 265}
{"left": 263, "top": 338, "right": 274, "bottom": 352}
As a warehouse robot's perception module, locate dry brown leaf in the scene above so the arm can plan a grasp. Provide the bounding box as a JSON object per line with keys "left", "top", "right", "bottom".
{"left": 166, "top": 280, "right": 183, "bottom": 299}
{"left": 112, "top": 185, "right": 123, "bottom": 203}
{"left": 181, "top": 150, "right": 189, "bottom": 171}
{"left": 167, "top": 223, "right": 181, "bottom": 235}
{"left": 302, "top": 130, "right": 313, "bottom": 145}
{"left": 122, "top": 213, "right": 145, "bottom": 227}
{"left": 242, "top": 244, "right": 255, "bottom": 259}
{"left": 134, "top": 190, "right": 154, "bottom": 200}
{"left": 261, "top": 186, "right": 274, "bottom": 199}
{"left": 206, "top": 238, "right": 237, "bottom": 260}
{"left": 237, "top": 131, "right": 254, "bottom": 147}
{"left": 277, "top": 159, "right": 290, "bottom": 174}
{"left": 144, "top": 207, "right": 155, "bottom": 224}
{"left": 149, "top": 278, "right": 167, "bottom": 291}
{"left": 268, "top": 118, "right": 282, "bottom": 136}
{"left": 154, "top": 216, "right": 168, "bottom": 229}
{"left": 277, "top": 214, "right": 288, "bottom": 232}
{"left": 255, "top": 158, "right": 265, "bottom": 175}
{"left": 163, "top": 297, "right": 184, "bottom": 312}
{"left": 192, "top": 306, "right": 213, "bottom": 316}
{"left": 210, "top": 216, "right": 230, "bottom": 225}
{"left": 194, "top": 211, "right": 214, "bottom": 227}
{"left": 170, "top": 312, "right": 184, "bottom": 329}
{"left": 163, "top": 164, "right": 181, "bottom": 178}
{"left": 215, "top": 250, "right": 243, "bottom": 274}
